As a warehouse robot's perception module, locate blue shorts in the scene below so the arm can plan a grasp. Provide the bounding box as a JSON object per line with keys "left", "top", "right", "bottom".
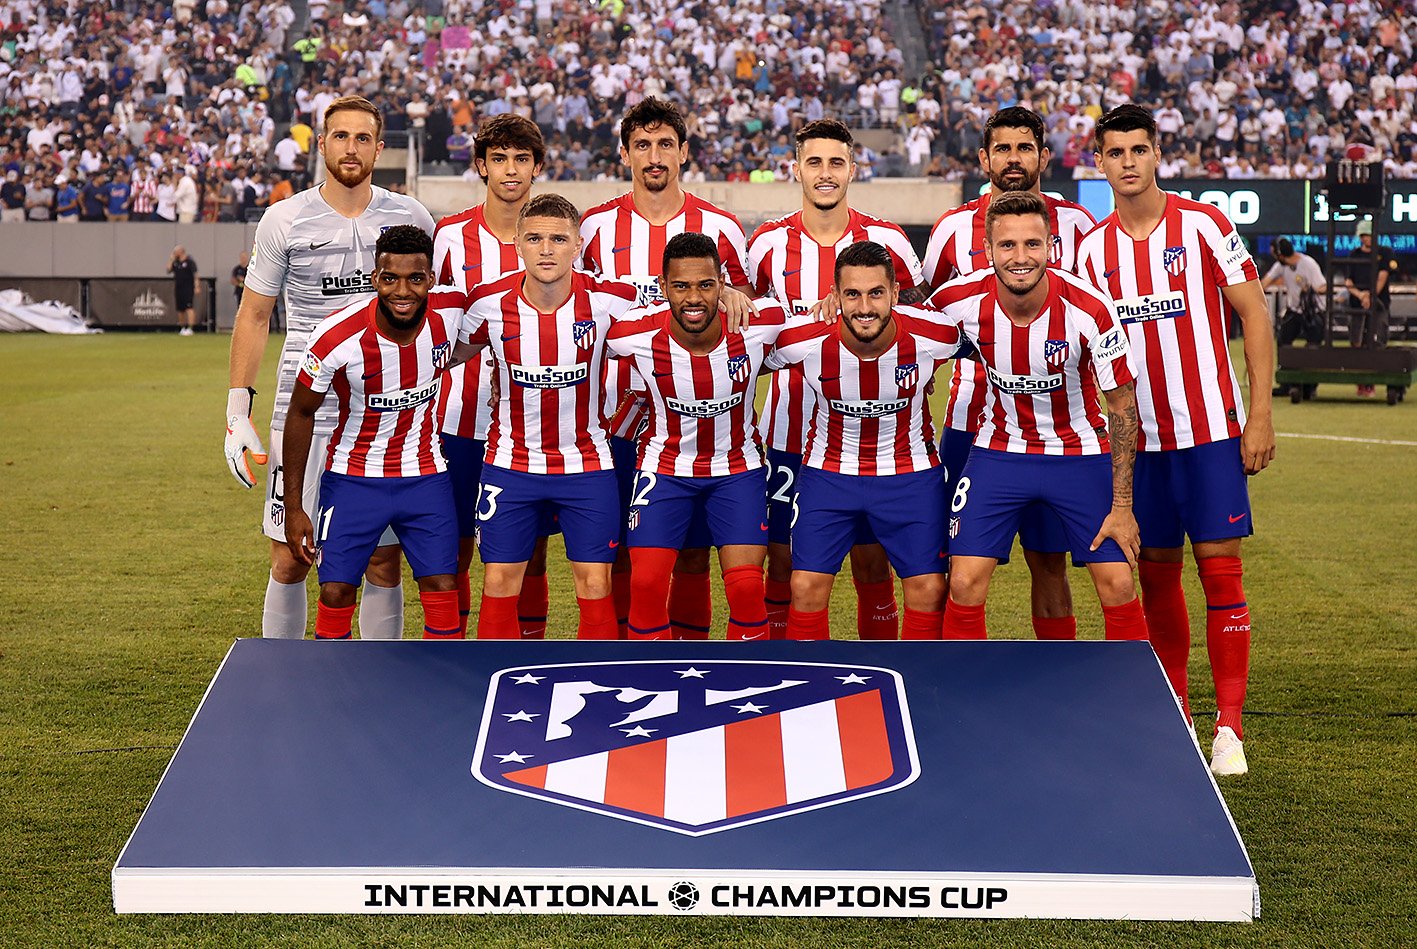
{"left": 477, "top": 464, "right": 619, "bottom": 564}
{"left": 614, "top": 436, "right": 709, "bottom": 548}
{"left": 766, "top": 448, "right": 878, "bottom": 549}
{"left": 793, "top": 466, "right": 947, "bottom": 578}
{"left": 1134, "top": 437, "right": 1254, "bottom": 548}
{"left": 440, "top": 433, "right": 485, "bottom": 538}
{"left": 941, "top": 426, "right": 1069, "bottom": 560}
{"left": 315, "top": 470, "right": 457, "bottom": 585}
{"left": 628, "top": 468, "right": 769, "bottom": 549}
{"left": 948, "top": 449, "right": 1125, "bottom": 564}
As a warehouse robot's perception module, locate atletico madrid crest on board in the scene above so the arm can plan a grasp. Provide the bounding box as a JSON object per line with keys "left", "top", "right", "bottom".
{"left": 473, "top": 660, "right": 920, "bottom": 835}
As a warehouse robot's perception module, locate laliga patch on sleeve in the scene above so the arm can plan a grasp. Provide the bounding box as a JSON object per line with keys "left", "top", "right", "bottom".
{"left": 1220, "top": 232, "right": 1251, "bottom": 272}
{"left": 1094, "top": 327, "right": 1130, "bottom": 362}
{"left": 302, "top": 353, "right": 322, "bottom": 377}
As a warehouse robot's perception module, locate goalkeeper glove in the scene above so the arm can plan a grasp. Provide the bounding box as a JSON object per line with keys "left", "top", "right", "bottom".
{"left": 224, "top": 386, "right": 268, "bottom": 488}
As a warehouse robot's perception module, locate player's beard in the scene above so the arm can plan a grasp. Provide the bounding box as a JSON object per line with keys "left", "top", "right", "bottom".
{"left": 672, "top": 299, "right": 720, "bottom": 336}
{"left": 326, "top": 154, "right": 373, "bottom": 188}
{"left": 989, "top": 163, "right": 1039, "bottom": 193}
{"left": 996, "top": 264, "right": 1047, "bottom": 298}
{"left": 378, "top": 299, "right": 427, "bottom": 332}
{"left": 639, "top": 165, "right": 673, "bottom": 192}
{"left": 843, "top": 307, "right": 893, "bottom": 346}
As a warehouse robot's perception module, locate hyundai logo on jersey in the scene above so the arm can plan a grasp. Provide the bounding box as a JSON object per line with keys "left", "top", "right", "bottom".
{"left": 473, "top": 660, "right": 919, "bottom": 836}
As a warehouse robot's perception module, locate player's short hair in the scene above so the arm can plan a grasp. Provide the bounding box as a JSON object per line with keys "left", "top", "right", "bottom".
{"left": 474, "top": 114, "right": 546, "bottom": 182}
{"left": 982, "top": 107, "right": 1045, "bottom": 151}
{"left": 795, "top": 118, "right": 854, "bottom": 155}
{"left": 620, "top": 97, "right": 687, "bottom": 148}
{"left": 374, "top": 224, "right": 434, "bottom": 265}
{"left": 518, "top": 192, "right": 580, "bottom": 228}
{"left": 834, "top": 240, "right": 896, "bottom": 286}
{"left": 1274, "top": 237, "right": 1294, "bottom": 257}
{"left": 1094, "top": 103, "right": 1157, "bottom": 151}
{"left": 985, "top": 190, "right": 1051, "bottom": 240}
{"left": 662, "top": 232, "right": 721, "bottom": 276}
{"left": 986, "top": 191, "right": 1054, "bottom": 242}
{"left": 323, "top": 95, "right": 384, "bottom": 140}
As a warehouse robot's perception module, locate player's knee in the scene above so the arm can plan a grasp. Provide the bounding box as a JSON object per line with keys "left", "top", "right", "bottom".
{"left": 319, "top": 582, "right": 358, "bottom": 608}
{"left": 848, "top": 544, "right": 891, "bottom": 583}
{"left": 1093, "top": 567, "right": 1138, "bottom": 606}
{"left": 269, "top": 542, "right": 310, "bottom": 584}
{"left": 365, "top": 546, "right": 403, "bottom": 587}
{"left": 766, "top": 543, "right": 793, "bottom": 582}
{"left": 417, "top": 574, "right": 457, "bottom": 593}
{"left": 901, "top": 574, "right": 946, "bottom": 612}
{"left": 675, "top": 546, "right": 711, "bottom": 574}
{"left": 948, "top": 567, "right": 990, "bottom": 605}
{"left": 790, "top": 572, "right": 832, "bottom": 611}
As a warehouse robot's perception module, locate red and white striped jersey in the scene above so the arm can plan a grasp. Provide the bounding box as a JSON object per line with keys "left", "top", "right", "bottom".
{"left": 923, "top": 192, "right": 1096, "bottom": 433}
{"left": 297, "top": 297, "right": 460, "bottom": 477}
{"left": 605, "top": 301, "right": 791, "bottom": 477}
{"left": 1075, "top": 192, "right": 1260, "bottom": 451}
{"left": 445, "top": 271, "right": 639, "bottom": 474}
{"left": 930, "top": 269, "right": 1135, "bottom": 456}
{"left": 763, "top": 308, "right": 967, "bottom": 475}
{"left": 747, "top": 209, "right": 925, "bottom": 454}
{"left": 580, "top": 191, "right": 751, "bottom": 442}
{"left": 430, "top": 205, "right": 523, "bottom": 440}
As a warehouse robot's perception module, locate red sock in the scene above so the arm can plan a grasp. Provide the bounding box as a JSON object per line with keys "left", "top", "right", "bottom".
{"left": 475, "top": 593, "right": 520, "bottom": 640}
{"left": 314, "top": 601, "right": 354, "bottom": 639}
{"left": 786, "top": 605, "right": 831, "bottom": 640}
{"left": 1139, "top": 559, "right": 1192, "bottom": 719}
{"left": 420, "top": 589, "right": 463, "bottom": 639}
{"left": 1102, "top": 597, "right": 1149, "bottom": 641}
{"left": 612, "top": 569, "right": 632, "bottom": 640}
{"left": 1032, "top": 615, "right": 1077, "bottom": 640}
{"left": 765, "top": 578, "right": 792, "bottom": 640}
{"left": 669, "top": 568, "right": 712, "bottom": 640}
{"left": 518, "top": 573, "right": 549, "bottom": 639}
{"left": 854, "top": 577, "right": 899, "bottom": 640}
{"left": 455, "top": 570, "right": 471, "bottom": 635}
{"left": 901, "top": 607, "right": 942, "bottom": 640}
{"left": 577, "top": 594, "right": 618, "bottom": 641}
{"left": 723, "top": 564, "right": 769, "bottom": 641}
{"left": 1198, "top": 556, "right": 1250, "bottom": 739}
{"left": 627, "top": 547, "right": 676, "bottom": 640}
{"left": 941, "top": 596, "right": 987, "bottom": 639}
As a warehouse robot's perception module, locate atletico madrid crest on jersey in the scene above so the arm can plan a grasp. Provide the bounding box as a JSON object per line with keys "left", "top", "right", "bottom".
{"left": 895, "top": 363, "right": 919, "bottom": 390}
{"left": 1049, "top": 233, "right": 1063, "bottom": 264}
{"left": 1163, "top": 246, "right": 1187, "bottom": 277}
{"left": 1044, "top": 339, "right": 1070, "bottom": 368}
{"left": 472, "top": 660, "right": 920, "bottom": 836}
{"left": 431, "top": 341, "right": 452, "bottom": 370}
{"left": 726, "top": 354, "right": 751, "bottom": 383}
{"left": 572, "top": 319, "right": 597, "bottom": 350}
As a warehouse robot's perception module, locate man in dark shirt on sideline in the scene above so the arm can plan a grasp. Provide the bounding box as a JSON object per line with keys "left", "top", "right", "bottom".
{"left": 169, "top": 245, "right": 199, "bottom": 336}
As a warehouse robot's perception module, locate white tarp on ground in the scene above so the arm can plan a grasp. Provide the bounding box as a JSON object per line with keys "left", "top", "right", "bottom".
{"left": 0, "top": 289, "right": 98, "bottom": 333}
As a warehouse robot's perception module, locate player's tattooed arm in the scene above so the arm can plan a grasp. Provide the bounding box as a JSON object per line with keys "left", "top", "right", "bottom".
{"left": 897, "top": 286, "right": 927, "bottom": 305}
{"left": 1092, "top": 381, "right": 1140, "bottom": 565}
{"left": 1223, "top": 279, "right": 1276, "bottom": 475}
{"left": 445, "top": 338, "right": 487, "bottom": 370}
{"left": 282, "top": 382, "right": 325, "bottom": 566}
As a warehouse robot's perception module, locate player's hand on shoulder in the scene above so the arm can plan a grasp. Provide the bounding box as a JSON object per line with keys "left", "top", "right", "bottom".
{"left": 808, "top": 290, "right": 840, "bottom": 324}
{"left": 720, "top": 285, "right": 759, "bottom": 334}
{"left": 224, "top": 387, "right": 268, "bottom": 488}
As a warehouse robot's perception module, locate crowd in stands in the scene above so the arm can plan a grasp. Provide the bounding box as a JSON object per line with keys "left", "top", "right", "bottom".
{"left": 0, "top": 0, "right": 1414, "bottom": 223}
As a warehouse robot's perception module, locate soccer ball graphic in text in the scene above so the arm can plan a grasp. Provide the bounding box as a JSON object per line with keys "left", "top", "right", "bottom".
{"left": 667, "top": 881, "right": 699, "bottom": 911}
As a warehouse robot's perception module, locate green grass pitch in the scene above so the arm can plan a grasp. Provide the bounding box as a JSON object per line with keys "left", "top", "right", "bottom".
{"left": 1, "top": 333, "right": 1413, "bottom": 947}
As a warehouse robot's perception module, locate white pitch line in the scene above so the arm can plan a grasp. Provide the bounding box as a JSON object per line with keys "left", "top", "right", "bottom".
{"left": 1277, "top": 432, "right": 1417, "bottom": 447}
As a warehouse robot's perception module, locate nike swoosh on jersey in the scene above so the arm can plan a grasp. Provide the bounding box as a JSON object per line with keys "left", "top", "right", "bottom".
{"left": 361, "top": 372, "right": 378, "bottom": 380}
{"left": 783, "top": 268, "right": 802, "bottom": 276}
{"left": 1103, "top": 267, "right": 1121, "bottom": 280}
{"left": 501, "top": 334, "right": 521, "bottom": 341}
{"left": 818, "top": 375, "right": 840, "bottom": 382}
{"left": 463, "top": 263, "right": 483, "bottom": 271}
{"left": 968, "top": 248, "right": 986, "bottom": 256}
{"left": 611, "top": 245, "right": 632, "bottom": 254}
{"left": 652, "top": 370, "right": 675, "bottom": 377}
{"left": 309, "top": 240, "right": 333, "bottom": 250}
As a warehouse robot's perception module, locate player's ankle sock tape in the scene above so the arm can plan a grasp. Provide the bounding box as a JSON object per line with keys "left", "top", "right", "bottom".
{"left": 456, "top": 571, "right": 472, "bottom": 635}
{"left": 314, "top": 602, "right": 355, "bottom": 640}
{"left": 1032, "top": 614, "right": 1077, "bottom": 640}
{"left": 577, "top": 595, "right": 619, "bottom": 641}
{"left": 1102, "top": 597, "right": 1149, "bottom": 641}
{"left": 942, "top": 596, "right": 987, "bottom": 639}
{"left": 854, "top": 578, "right": 899, "bottom": 640}
{"left": 628, "top": 547, "right": 677, "bottom": 637}
{"left": 263, "top": 574, "right": 308, "bottom": 639}
{"left": 612, "top": 570, "right": 633, "bottom": 639}
{"left": 420, "top": 589, "right": 463, "bottom": 639}
{"left": 518, "top": 572, "right": 549, "bottom": 638}
{"left": 723, "top": 565, "right": 768, "bottom": 641}
{"left": 1198, "top": 556, "right": 1250, "bottom": 739}
{"left": 669, "top": 568, "right": 712, "bottom": 639}
{"left": 901, "top": 607, "right": 941, "bottom": 641}
{"left": 1138, "top": 559, "right": 1192, "bottom": 712}
{"left": 476, "top": 594, "right": 521, "bottom": 640}
{"left": 786, "top": 606, "right": 831, "bottom": 640}
{"left": 358, "top": 580, "right": 405, "bottom": 640}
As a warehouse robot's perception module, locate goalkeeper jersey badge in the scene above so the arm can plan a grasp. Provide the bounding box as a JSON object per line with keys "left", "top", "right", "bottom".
{"left": 473, "top": 660, "right": 919, "bottom": 835}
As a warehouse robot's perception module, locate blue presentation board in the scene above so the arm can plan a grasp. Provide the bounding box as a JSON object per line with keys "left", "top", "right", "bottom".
{"left": 113, "top": 639, "right": 1257, "bottom": 920}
